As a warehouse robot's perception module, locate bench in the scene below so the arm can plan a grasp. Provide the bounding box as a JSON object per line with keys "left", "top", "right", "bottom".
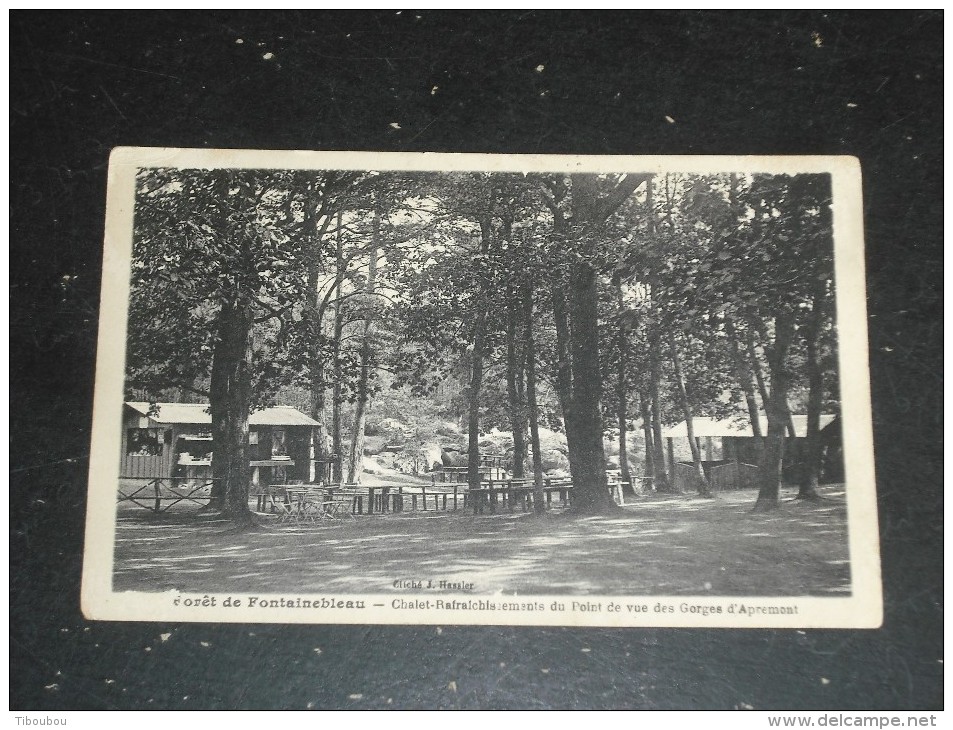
{"left": 542, "top": 477, "right": 573, "bottom": 508}
{"left": 466, "top": 478, "right": 562, "bottom": 514}
{"left": 418, "top": 484, "right": 463, "bottom": 511}
{"left": 381, "top": 484, "right": 463, "bottom": 512}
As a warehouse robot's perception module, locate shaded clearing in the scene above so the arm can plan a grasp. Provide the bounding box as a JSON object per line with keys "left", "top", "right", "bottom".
{"left": 113, "top": 485, "right": 850, "bottom": 596}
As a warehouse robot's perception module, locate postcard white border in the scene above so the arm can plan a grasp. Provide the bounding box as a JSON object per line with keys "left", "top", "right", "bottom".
{"left": 82, "top": 149, "right": 881, "bottom": 628}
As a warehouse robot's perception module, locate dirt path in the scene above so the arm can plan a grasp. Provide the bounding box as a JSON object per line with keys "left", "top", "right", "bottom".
{"left": 112, "top": 486, "right": 850, "bottom": 596}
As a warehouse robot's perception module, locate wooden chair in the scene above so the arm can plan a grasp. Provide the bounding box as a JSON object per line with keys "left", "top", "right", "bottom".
{"left": 273, "top": 486, "right": 302, "bottom": 522}
{"left": 320, "top": 489, "right": 359, "bottom": 520}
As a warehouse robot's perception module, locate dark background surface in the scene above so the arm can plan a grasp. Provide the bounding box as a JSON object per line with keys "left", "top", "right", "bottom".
{"left": 10, "top": 11, "right": 942, "bottom": 710}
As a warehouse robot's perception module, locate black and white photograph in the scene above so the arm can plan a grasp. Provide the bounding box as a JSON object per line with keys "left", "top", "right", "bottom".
{"left": 13, "top": 10, "right": 941, "bottom": 711}
{"left": 82, "top": 150, "right": 878, "bottom": 627}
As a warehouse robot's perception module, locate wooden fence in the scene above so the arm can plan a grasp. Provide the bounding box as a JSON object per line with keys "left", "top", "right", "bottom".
{"left": 672, "top": 460, "right": 760, "bottom": 491}
{"left": 708, "top": 461, "right": 760, "bottom": 491}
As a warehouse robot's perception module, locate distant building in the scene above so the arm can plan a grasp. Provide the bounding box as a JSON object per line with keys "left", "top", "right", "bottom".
{"left": 662, "top": 414, "right": 841, "bottom": 489}
{"left": 121, "top": 402, "right": 329, "bottom": 485}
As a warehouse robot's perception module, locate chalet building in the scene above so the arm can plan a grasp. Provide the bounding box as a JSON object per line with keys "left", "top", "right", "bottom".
{"left": 121, "top": 402, "right": 329, "bottom": 485}
{"left": 662, "top": 414, "right": 841, "bottom": 489}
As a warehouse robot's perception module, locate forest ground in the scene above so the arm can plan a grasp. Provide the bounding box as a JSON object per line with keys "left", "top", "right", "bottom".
{"left": 112, "top": 485, "right": 850, "bottom": 596}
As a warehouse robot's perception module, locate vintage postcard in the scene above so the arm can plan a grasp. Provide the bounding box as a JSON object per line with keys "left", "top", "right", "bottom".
{"left": 82, "top": 149, "right": 880, "bottom": 627}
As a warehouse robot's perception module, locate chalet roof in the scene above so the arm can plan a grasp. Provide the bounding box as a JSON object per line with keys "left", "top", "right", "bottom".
{"left": 662, "top": 414, "right": 837, "bottom": 439}
{"left": 125, "top": 402, "right": 319, "bottom": 427}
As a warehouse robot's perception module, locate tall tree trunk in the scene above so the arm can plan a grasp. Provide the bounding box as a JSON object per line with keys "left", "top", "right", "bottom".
{"left": 648, "top": 315, "right": 670, "bottom": 491}
{"left": 650, "top": 383, "right": 669, "bottom": 490}
{"left": 207, "top": 306, "right": 231, "bottom": 510}
{"left": 307, "top": 212, "right": 331, "bottom": 482}
{"left": 554, "top": 172, "right": 649, "bottom": 512}
{"left": 746, "top": 325, "right": 797, "bottom": 448}
{"left": 566, "top": 257, "right": 612, "bottom": 512}
{"left": 467, "top": 308, "right": 487, "bottom": 494}
{"left": 747, "top": 326, "right": 770, "bottom": 408}
{"left": 639, "top": 390, "right": 655, "bottom": 489}
{"left": 331, "top": 215, "right": 346, "bottom": 482}
{"left": 800, "top": 178, "right": 835, "bottom": 496}
{"left": 669, "top": 335, "right": 711, "bottom": 497}
{"left": 640, "top": 178, "right": 659, "bottom": 491}
{"left": 616, "top": 397, "right": 633, "bottom": 496}
{"left": 505, "top": 291, "right": 527, "bottom": 479}
{"left": 209, "top": 297, "right": 254, "bottom": 523}
{"left": 614, "top": 279, "right": 635, "bottom": 496}
{"left": 551, "top": 281, "right": 582, "bottom": 476}
{"left": 566, "top": 172, "right": 655, "bottom": 513}
{"left": 726, "top": 316, "right": 763, "bottom": 436}
{"left": 467, "top": 218, "right": 492, "bottom": 494}
{"left": 524, "top": 285, "right": 546, "bottom": 513}
{"left": 347, "top": 206, "right": 380, "bottom": 484}
{"left": 754, "top": 311, "right": 796, "bottom": 512}
{"left": 564, "top": 174, "right": 614, "bottom": 513}
{"left": 331, "top": 298, "right": 344, "bottom": 483}
{"left": 798, "top": 332, "right": 823, "bottom": 500}
{"left": 798, "top": 283, "right": 827, "bottom": 500}
{"left": 309, "top": 353, "right": 329, "bottom": 481}
{"left": 516, "top": 362, "right": 527, "bottom": 471}
{"left": 749, "top": 324, "right": 798, "bottom": 440}
{"left": 547, "top": 204, "right": 584, "bottom": 487}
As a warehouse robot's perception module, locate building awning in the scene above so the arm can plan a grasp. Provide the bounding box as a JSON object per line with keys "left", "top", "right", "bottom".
{"left": 126, "top": 402, "right": 319, "bottom": 427}
{"left": 662, "top": 414, "right": 836, "bottom": 439}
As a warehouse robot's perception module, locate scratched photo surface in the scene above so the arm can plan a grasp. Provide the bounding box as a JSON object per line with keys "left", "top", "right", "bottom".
{"left": 82, "top": 150, "right": 880, "bottom": 627}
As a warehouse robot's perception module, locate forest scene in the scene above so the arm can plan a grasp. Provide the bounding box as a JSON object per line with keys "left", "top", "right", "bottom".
{"left": 115, "top": 164, "right": 848, "bottom": 596}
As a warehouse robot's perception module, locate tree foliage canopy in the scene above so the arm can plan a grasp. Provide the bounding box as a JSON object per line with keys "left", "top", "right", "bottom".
{"left": 126, "top": 167, "right": 838, "bottom": 518}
